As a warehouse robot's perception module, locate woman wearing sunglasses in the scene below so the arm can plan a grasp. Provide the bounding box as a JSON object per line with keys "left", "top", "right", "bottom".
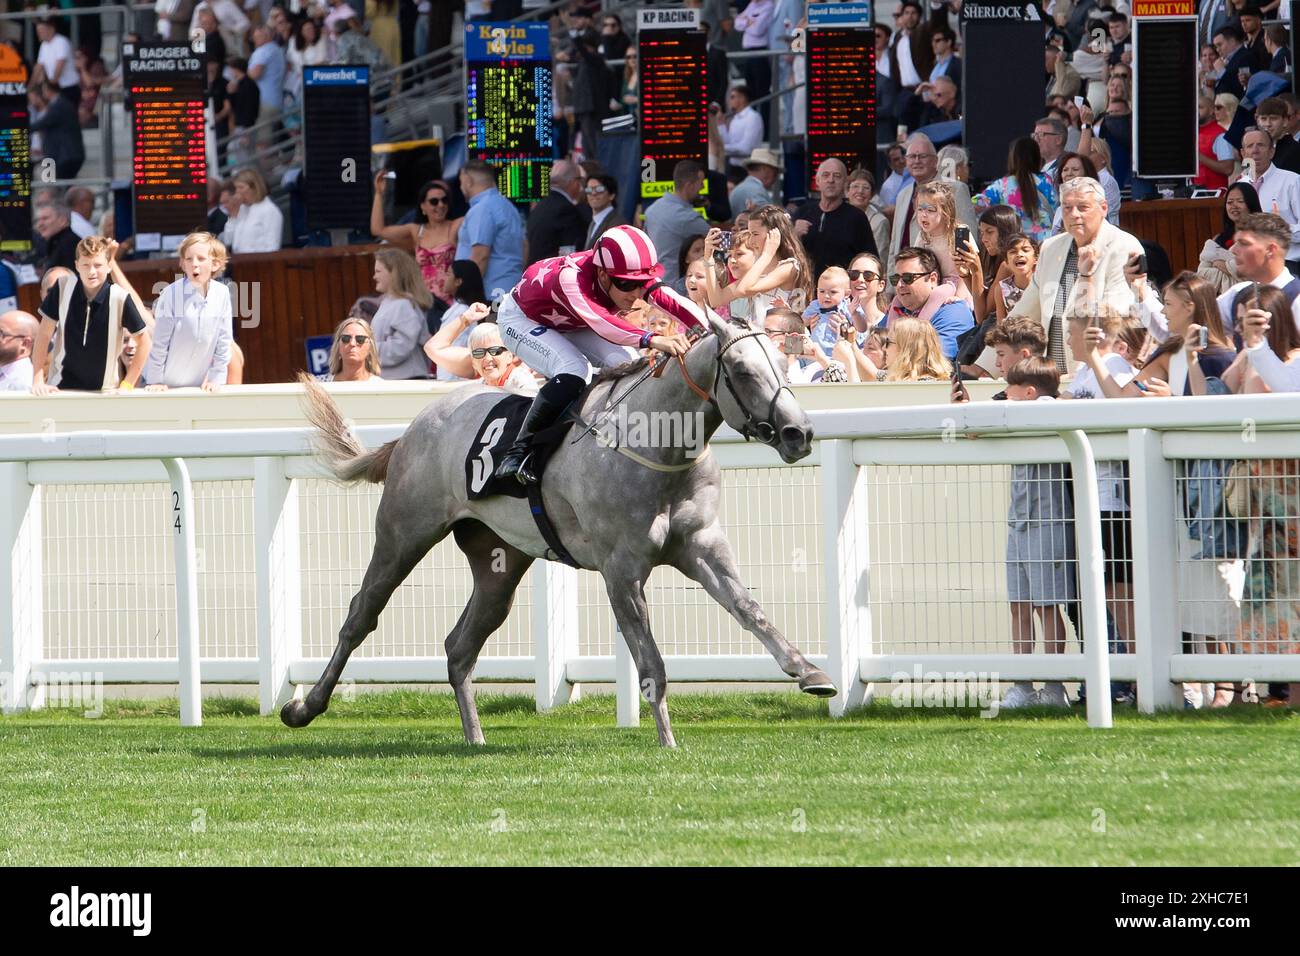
{"left": 424, "top": 302, "right": 538, "bottom": 395}
{"left": 370, "top": 174, "right": 463, "bottom": 310}
{"left": 493, "top": 224, "right": 709, "bottom": 485}
{"left": 325, "top": 317, "right": 381, "bottom": 383}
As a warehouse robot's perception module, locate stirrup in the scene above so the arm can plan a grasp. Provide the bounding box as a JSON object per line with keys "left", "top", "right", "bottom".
{"left": 514, "top": 451, "right": 539, "bottom": 485}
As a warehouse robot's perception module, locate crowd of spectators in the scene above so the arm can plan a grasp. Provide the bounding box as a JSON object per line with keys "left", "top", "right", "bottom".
{"left": 5, "top": 2, "right": 1300, "bottom": 710}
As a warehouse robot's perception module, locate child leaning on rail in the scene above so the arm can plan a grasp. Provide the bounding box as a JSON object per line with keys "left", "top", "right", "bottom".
{"left": 1001, "top": 356, "right": 1076, "bottom": 710}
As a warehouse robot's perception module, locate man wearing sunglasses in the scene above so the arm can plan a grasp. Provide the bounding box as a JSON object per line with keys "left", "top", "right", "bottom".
{"left": 494, "top": 224, "right": 708, "bottom": 485}
{"left": 890, "top": 247, "right": 974, "bottom": 360}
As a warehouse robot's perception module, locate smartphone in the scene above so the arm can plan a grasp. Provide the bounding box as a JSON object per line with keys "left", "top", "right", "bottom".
{"left": 1073, "top": 95, "right": 1086, "bottom": 109}
{"left": 954, "top": 225, "right": 971, "bottom": 248}
{"left": 951, "top": 360, "right": 962, "bottom": 384}
{"left": 1198, "top": 326, "right": 1209, "bottom": 349}
{"left": 1133, "top": 253, "right": 1147, "bottom": 275}
{"left": 717, "top": 231, "right": 732, "bottom": 254}
{"left": 1250, "top": 282, "right": 1262, "bottom": 309}
{"left": 783, "top": 333, "right": 805, "bottom": 355}
{"left": 1089, "top": 311, "right": 1102, "bottom": 329}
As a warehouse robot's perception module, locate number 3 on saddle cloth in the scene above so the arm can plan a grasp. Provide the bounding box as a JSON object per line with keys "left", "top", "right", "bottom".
{"left": 465, "top": 394, "right": 581, "bottom": 566}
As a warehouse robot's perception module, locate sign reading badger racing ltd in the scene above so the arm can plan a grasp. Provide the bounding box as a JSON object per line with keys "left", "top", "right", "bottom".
{"left": 124, "top": 41, "right": 207, "bottom": 250}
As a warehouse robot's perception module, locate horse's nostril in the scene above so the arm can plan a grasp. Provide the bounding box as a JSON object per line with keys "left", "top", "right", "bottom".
{"left": 781, "top": 424, "right": 810, "bottom": 447}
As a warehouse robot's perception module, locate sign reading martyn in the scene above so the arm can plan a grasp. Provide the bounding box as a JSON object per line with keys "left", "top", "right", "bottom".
{"left": 961, "top": 2, "right": 1042, "bottom": 19}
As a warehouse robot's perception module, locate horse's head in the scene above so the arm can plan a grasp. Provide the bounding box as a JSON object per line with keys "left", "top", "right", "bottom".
{"left": 705, "top": 312, "right": 814, "bottom": 464}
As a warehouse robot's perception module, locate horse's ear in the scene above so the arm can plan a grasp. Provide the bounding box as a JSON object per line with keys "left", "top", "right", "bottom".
{"left": 705, "top": 308, "right": 730, "bottom": 339}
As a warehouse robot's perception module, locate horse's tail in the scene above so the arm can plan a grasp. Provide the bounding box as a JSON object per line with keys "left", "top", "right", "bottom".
{"left": 297, "top": 373, "right": 398, "bottom": 484}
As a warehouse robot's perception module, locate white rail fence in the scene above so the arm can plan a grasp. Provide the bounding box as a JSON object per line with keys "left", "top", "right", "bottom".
{"left": 4, "top": 394, "right": 1300, "bottom": 731}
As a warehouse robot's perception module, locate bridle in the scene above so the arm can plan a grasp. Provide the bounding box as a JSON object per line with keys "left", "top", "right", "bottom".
{"left": 651, "top": 326, "right": 794, "bottom": 447}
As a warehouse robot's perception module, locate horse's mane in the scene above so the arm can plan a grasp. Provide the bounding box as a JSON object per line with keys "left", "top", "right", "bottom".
{"left": 592, "top": 322, "right": 748, "bottom": 385}
{"left": 593, "top": 355, "right": 652, "bottom": 383}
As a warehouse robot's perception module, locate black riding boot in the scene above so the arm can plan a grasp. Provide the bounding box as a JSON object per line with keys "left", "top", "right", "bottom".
{"left": 494, "top": 373, "right": 587, "bottom": 485}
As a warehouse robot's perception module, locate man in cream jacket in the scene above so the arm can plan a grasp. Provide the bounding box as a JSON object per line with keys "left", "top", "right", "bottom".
{"left": 977, "top": 176, "right": 1143, "bottom": 376}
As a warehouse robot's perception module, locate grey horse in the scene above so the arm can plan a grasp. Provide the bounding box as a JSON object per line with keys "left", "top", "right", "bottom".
{"left": 282, "top": 311, "right": 837, "bottom": 747}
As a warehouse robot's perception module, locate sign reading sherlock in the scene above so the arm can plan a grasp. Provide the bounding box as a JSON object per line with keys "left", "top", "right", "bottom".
{"left": 960, "top": 3, "right": 1045, "bottom": 179}
{"left": 0, "top": 44, "right": 30, "bottom": 253}
{"left": 303, "top": 66, "right": 371, "bottom": 231}
{"left": 464, "top": 22, "right": 553, "bottom": 203}
{"left": 638, "top": 7, "right": 708, "bottom": 201}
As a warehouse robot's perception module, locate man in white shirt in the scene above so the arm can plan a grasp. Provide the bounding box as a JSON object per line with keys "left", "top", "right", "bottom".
{"left": 34, "top": 18, "right": 80, "bottom": 105}
{"left": 65, "top": 186, "right": 96, "bottom": 239}
{"left": 890, "top": 0, "right": 924, "bottom": 90}
{"left": 0, "top": 310, "right": 38, "bottom": 392}
{"left": 1240, "top": 129, "right": 1300, "bottom": 269}
{"left": 712, "top": 84, "right": 764, "bottom": 168}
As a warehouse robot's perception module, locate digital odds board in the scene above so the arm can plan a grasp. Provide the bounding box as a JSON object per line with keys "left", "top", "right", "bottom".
{"left": 638, "top": 7, "right": 708, "bottom": 201}
{"left": 1132, "top": 0, "right": 1197, "bottom": 178}
{"left": 0, "top": 44, "right": 31, "bottom": 253}
{"left": 805, "top": 3, "right": 875, "bottom": 186}
{"left": 464, "top": 22, "right": 553, "bottom": 202}
{"left": 124, "top": 40, "right": 207, "bottom": 251}
{"left": 303, "top": 66, "right": 371, "bottom": 231}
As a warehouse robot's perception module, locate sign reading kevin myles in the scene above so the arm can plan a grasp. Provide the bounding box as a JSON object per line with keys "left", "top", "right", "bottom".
{"left": 1132, "top": 0, "right": 1194, "bottom": 15}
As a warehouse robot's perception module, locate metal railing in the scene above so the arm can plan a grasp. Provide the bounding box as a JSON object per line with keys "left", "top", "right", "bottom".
{"left": 6, "top": 391, "right": 1300, "bottom": 728}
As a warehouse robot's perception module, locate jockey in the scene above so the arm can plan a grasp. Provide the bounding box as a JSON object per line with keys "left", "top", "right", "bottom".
{"left": 494, "top": 224, "right": 709, "bottom": 484}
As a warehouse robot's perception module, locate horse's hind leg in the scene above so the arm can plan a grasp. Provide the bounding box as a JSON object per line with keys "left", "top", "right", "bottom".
{"left": 446, "top": 521, "right": 534, "bottom": 745}
{"left": 281, "top": 493, "right": 446, "bottom": 728}
{"left": 671, "top": 526, "right": 837, "bottom": 697}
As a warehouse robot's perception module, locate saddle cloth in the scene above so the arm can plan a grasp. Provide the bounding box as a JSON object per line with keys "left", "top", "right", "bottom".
{"left": 464, "top": 394, "right": 577, "bottom": 500}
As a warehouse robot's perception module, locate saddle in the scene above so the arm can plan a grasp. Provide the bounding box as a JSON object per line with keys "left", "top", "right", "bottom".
{"left": 464, "top": 394, "right": 581, "bottom": 566}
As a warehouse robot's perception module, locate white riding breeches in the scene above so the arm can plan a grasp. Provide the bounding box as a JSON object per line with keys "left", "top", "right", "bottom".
{"left": 497, "top": 292, "right": 638, "bottom": 382}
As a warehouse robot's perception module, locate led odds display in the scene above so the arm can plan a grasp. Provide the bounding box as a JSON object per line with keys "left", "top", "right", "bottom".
{"left": 125, "top": 41, "right": 207, "bottom": 250}
{"left": 465, "top": 22, "right": 553, "bottom": 202}
{"left": 0, "top": 44, "right": 30, "bottom": 253}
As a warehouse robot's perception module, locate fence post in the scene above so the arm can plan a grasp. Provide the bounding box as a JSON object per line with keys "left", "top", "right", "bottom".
{"left": 614, "top": 623, "right": 639, "bottom": 727}
{"left": 161, "top": 458, "right": 202, "bottom": 727}
{"left": 1128, "top": 428, "right": 1180, "bottom": 712}
{"left": 0, "top": 462, "right": 42, "bottom": 715}
{"left": 821, "top": 439, "right": 871, "bottom": 716}
{"left": 532, "top": 561, "right": 579, "bottom": 711}
{"left": 1059, "top": 430, "right": 1113, "bottom": 729}
{"left": 254, "top": 457, "right": 300, "bottom": 716}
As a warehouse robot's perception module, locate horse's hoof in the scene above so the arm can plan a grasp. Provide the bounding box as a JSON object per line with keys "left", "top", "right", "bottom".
{"left": 799, "top": 671, "right": 838, "bottom": 698}
{"left": 280, "top": 699, "right": 314, "bottom": 728}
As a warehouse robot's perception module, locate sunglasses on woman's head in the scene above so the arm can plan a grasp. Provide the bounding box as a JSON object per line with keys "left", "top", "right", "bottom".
{"left": 471, "top": 345, "right": 508, "bottom": 359}
{"left": 847, "top": 269, "right": 879, "bottom": 282}
{"left": 339, "top": 334, "right": 368, "bottom": 345}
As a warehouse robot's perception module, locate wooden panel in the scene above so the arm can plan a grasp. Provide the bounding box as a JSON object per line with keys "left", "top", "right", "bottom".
{"left": 1119, "top": 197, "right": 1222, "bottom": 275}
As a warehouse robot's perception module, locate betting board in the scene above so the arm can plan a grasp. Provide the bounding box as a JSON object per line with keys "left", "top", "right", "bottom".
{"left": 464, "top": 22, "right": 553, "bottom": 202}
{"left": 124, "top": 41, "right": 207, "bottom": 251}
{"left": 1133, "top": 6, "right": 1197, "bottom": 178}
{"left": 303, "top": 66, "right": 371, "bottom": 231}
{"left": 0, "top": 45, "right": 30, "bottom": 253}
{"left": 805, "top": 3, "right": 875, "bottom": 186}
{"left": 638, "top": 8, "right": 708, "bottom": 201}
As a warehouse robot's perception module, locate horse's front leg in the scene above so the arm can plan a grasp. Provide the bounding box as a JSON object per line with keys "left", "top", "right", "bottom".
{"left": 671, "top": 526, "right": 836, "bottom": 697}
{"left": 602, "top": 565, "right": 676, "bottom": 747}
